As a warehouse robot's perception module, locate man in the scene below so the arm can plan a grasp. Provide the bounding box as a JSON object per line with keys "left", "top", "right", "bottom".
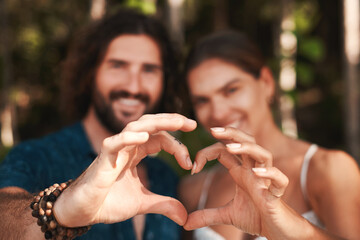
{"left": 0, "top": 9, "right": 195, "bottom": 239}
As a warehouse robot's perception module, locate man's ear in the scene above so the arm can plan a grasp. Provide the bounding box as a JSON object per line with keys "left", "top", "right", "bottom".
{"left": 259, "top": 66, "right": 275, "bottom": 104}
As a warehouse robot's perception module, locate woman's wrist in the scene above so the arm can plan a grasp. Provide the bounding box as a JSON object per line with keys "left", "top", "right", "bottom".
{"left": 261, "top": 200, "right": 313, "bottom": 240}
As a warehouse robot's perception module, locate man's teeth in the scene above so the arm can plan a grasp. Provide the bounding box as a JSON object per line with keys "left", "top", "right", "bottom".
{"left": 118, "top": 98, "right": 141, "bottom": 106}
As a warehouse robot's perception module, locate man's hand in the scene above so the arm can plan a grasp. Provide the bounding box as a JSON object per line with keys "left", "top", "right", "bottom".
{"left": 53, "top": 113, "right": 197, "bottom": 228}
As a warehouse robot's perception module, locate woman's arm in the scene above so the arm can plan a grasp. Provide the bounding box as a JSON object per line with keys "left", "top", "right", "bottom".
{"left": 307, "top": 150, "right": 360, "bottom": 239}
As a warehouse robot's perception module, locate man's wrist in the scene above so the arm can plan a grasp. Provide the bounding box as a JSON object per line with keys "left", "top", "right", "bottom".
{"left": 30, "top": 180, "right": 91, "bottom": 239}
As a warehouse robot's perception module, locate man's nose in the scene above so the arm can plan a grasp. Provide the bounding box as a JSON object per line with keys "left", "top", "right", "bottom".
{"left": 126, "top": 69, "right": 142, "bottom": 94}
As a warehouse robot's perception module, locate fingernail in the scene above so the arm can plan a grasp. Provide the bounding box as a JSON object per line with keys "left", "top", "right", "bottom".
{"left": 186, "top": 119, "right": 197, "bottom": 125}
{"left": 252, "top": 168, "right": 267, "bottom": 173}
{"left": 191, "top": 162, "right": 197, "bottom": 175}
{"left": 186, "top": 156, "right": 193, "bottom": 169}
{"left": 211, "top": 127, "right": 225, "bottom": 132}
{"left": 226, "top": 143, "right": 242, "bottom": 149}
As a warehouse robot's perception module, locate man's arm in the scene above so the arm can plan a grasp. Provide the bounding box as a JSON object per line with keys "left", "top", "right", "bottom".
{"left": 0, "top": 187, "right": 43, "bottom": 239}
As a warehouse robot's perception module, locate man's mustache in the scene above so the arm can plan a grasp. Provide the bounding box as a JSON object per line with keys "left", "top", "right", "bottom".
{"left": 109, "top": 91, "right": 150, "bottom": 104}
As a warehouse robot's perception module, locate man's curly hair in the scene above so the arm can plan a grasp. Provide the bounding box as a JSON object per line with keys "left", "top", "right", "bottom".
{"left": 61, "top": 9, "right": 181, "bottom": 122}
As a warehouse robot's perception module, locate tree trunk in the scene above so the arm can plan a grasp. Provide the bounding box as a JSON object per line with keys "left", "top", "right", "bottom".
{"left": 0, "top": 0, "right": 16, "bottom": 147}
{"left": 278, "top": 0, "right": 298, "bottom": 138}
{"left": 343, "top": 0, "right": 360, "bottom": 161}
{"left": 167, "top": 0, "right": 185, "bottom": 48}
{"left": 90, "top": 0, "right": 106, "bottom": 20}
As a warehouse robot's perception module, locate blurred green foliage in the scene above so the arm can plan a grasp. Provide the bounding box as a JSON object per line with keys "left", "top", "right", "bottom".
{"left": 124, "top": 0, "right": 156, "bottom": 14}
{"left": 0, "top": 0, "right": 347, "bottom": 166}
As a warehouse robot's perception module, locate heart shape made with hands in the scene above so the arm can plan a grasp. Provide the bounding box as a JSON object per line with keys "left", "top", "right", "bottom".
{"left": 55, "top": 114, "right": 287, "bottom": 237}
{"left": 179, "top": 127, "right": 275, "bottom": 233}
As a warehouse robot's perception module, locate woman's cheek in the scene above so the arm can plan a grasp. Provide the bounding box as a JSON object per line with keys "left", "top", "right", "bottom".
{"left": 232, "top": 91, "right": 254, "bottom": 109}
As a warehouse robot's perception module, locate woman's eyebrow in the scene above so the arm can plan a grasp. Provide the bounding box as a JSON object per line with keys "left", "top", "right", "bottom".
{"left": 218, "top": 78, "right": 241, "bottom": 93}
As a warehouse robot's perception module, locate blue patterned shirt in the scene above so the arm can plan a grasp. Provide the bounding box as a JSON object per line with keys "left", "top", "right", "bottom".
{"left": 0, "top": 122, "right": 181, "bottom": 240}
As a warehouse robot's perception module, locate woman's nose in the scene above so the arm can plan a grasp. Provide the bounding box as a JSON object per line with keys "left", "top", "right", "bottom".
{"left": 210, "top": 99, "right": 231, "bottom": 123}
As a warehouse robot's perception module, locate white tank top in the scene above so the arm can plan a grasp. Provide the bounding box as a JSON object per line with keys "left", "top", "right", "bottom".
{"left": 193, "top": 166, "right": 225, "bottom": 240}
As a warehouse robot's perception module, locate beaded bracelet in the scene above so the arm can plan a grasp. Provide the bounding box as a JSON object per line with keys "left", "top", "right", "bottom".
{"left": 30, "top": 180, "right": 91, "bottom": 240}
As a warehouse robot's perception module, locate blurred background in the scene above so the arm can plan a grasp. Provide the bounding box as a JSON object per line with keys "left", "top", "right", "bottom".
{"left": 0, "top": 0, "right": 359, "bottom": 173}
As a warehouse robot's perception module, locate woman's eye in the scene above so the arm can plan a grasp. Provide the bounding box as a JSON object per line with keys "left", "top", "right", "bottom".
{"left": 225, "top": 87, "right": 238, "bottom": 95}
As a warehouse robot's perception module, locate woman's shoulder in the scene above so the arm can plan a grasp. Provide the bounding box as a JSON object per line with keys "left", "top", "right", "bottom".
{"left": 310, "top": 147, "right": 358, "bottom": 177}
{"left": 307, "top": 146, "right": 359, "bottom": 195}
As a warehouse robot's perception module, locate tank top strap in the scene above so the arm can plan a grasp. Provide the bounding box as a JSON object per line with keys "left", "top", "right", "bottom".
{"left": 300, "top": 144, "right": 318, "bottom": 203}
{"left": 197, "top": 165, "right": 219, "bottom": 210}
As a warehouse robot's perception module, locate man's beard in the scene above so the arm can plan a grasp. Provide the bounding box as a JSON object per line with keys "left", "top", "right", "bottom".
{"left": 93, "top": 89, "right": 155, "bottom": 134}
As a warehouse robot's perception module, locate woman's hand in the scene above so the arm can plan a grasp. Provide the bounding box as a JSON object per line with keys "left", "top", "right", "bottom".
{"left": 184, "top": 127, "right": 289, "bottom": 237}
{"left": 53, "top": 113, "right": 197, "bottom": 228}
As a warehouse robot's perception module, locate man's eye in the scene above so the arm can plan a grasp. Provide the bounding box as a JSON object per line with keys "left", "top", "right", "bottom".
{"left": 193, "top": 98, "right": 208, "bottom": 106}
{"left": 112, "top": 62, "right": 125, "bottom": 68}
{"left": 143, "top": 65, "right": 157, "bottom": 73}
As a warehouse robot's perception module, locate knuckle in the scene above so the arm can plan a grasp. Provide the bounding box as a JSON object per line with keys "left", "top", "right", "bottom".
{"left": 102, "top": 137, "right": 113, "bottom": 150}
{"left": 283, "top": 175, "right": 290, "bottom": 186}
{"left": 126, "top": 121, "right": 136, "bottom": 130}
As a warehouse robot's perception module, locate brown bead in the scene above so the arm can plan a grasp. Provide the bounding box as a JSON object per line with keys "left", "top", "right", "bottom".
{"left": 53, "top": 189, "right": 61, "bottom": 197}
{"left": 45, "top": 209, "right": 52, "bottom": 216}
{"left": 37, "top": 218, "right": 42, "bottom": 226}
{"left": 60, "top": 183, "right": 67, "bottom": 189}
{"left": 53, "top": 183, "right": 59, "bottom": 188}
{"left": 48, "top": 193, "right": 57, "bottom": 202}
{"left": 46, "top": 201, "right": 53, "bottom": 209}
{"left": 39, "top": 191, "right": 44, "bottom": 197}
{"left": 40, "top": 215, "right": 48, "bottom": 224}
{"left": 32, "top": 210, "right": 39, "bottom": 218}
{"left": 39, "top": 208, "right": 45, "bottom": 216}
{"left": 33, "top": 202, "right": 39, "bottom": 211}
{"left": 55, "top": 235, "right": 63, "bottom": 240}
{"left": 57, "top": 226, "right": 65, "bottom": 235}
{"left": 40, "top": 199, "right": 47, "bottom": 209}
{"left": 49, "top": 220, "right": 57, "bottom": 229}
{"left": 66, "top": 229, "right": 73, "bottom": 237}
{"left": 30, "top": 201, "right": 35, "bottom": 210}
{"left": 35, "top": 196, "right": 41, "bottom": 202}
{"left": 41, "top": 224, "right": 47, "bottom": 232}
{"left": 44, "top": 230, "right": 52, "bottom": 239}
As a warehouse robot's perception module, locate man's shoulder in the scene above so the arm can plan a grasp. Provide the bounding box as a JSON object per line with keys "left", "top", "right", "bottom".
{"left": 7, "top": 122, "right": 87, "bottom": 158}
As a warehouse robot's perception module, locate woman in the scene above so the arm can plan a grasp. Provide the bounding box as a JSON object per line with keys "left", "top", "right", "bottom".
{"left": 179, "top": 30, "right": 360, "bottom": 240}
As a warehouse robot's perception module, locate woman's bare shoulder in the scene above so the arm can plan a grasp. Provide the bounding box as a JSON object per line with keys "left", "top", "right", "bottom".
{"left": 308, "top": 147, "right": 360, "bottom": 195}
